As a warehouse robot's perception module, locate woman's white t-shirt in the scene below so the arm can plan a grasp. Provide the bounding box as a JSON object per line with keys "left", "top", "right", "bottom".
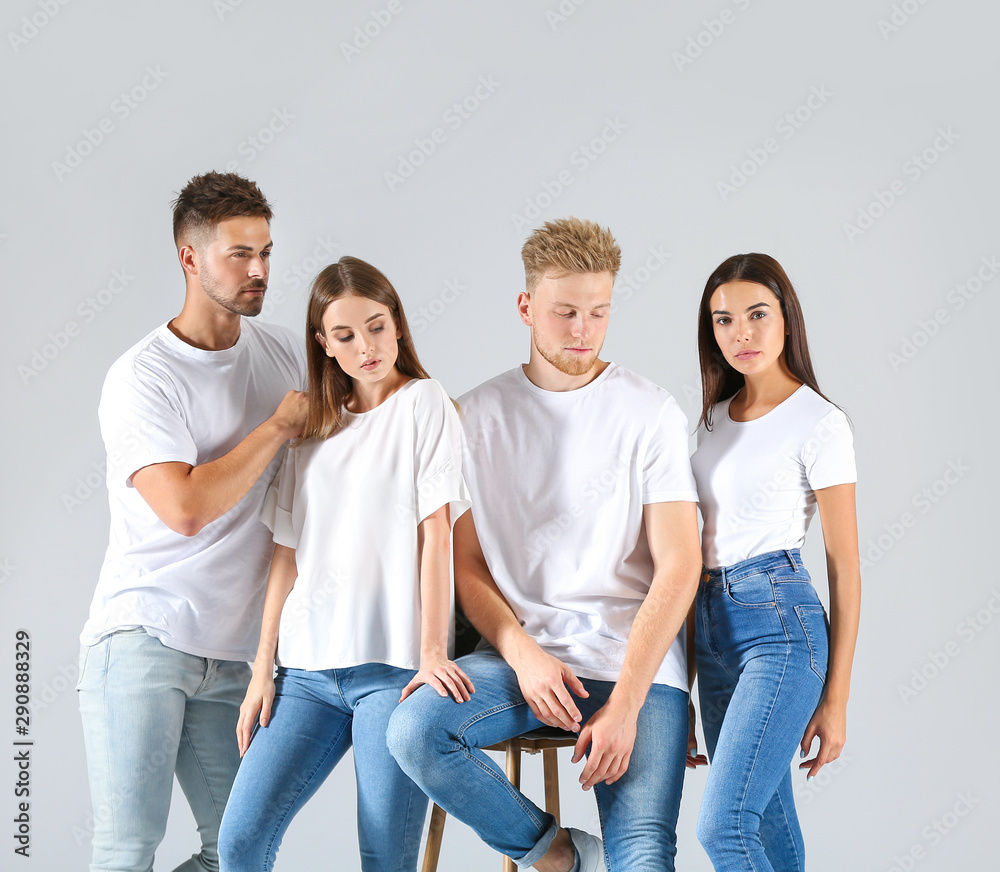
{"left": 691, "top": 385, "right": 856, "bottom": 569}
{"left": 262, "top": 378, "right": 471, "bottom": 671}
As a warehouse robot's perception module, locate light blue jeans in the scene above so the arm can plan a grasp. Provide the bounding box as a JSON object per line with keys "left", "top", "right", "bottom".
{"left": 77, "top": 627, "right": 250, "bottom": 872}
{"left": 218, "top": 663, "right": 427, "bottom": 872}
{"left": 695, "top": 549, "right": 829, "bottom": 872}
{"left": 387, "top": 648, "right": 689, "bottom": 871}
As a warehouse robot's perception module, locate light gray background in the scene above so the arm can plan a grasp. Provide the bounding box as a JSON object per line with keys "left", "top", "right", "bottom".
{"left": 2, "top": 1, "right": 996, "bottom": 869}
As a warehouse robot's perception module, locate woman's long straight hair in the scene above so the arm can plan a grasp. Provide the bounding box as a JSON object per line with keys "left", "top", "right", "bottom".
{"left": 697, "top": 253, "right": 828, "bottom": 430}
{"left": 302, "top": 256, "right": 429, "bottom": 440}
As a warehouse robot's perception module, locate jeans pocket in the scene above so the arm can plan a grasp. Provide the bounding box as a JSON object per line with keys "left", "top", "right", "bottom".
{"left": 795, "top": 604, "right": 829, "bottom": 681}
{"left": 725, "top": 572, "right": 776, "bottom": 607}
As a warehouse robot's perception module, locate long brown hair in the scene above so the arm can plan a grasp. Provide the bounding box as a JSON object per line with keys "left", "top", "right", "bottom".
{"left": 302, "top": 256, "right": 429, "bottom": 440}
{"left": 697, "top": 253, "right": 827, "bottom": 430}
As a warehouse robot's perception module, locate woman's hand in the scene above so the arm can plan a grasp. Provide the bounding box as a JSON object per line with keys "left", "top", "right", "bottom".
{"left": 400, "top": 656, "right": 475, "bottom": 703}
{"left": 687, "top": 700, "right": 709, "bottom": 769}
{"left": 799, "top": 694, "right": 846, "bottom": 778}
{"left": 236, "top": 666, "right": 276, "bottom": 757}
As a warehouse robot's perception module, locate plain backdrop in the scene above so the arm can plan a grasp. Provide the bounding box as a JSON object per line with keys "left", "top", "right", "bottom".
{"left": 2, "top": 1, "right": 996, "bottom": 869}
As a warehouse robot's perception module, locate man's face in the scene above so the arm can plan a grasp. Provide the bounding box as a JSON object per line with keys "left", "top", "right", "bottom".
{"left": 195, "top": 216, "right": 272, "bottom": 317}
{"left": 522, "top": 270, "right": 614, "bottom": 376}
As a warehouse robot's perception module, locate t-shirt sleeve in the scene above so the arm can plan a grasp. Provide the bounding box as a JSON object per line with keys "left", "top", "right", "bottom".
{"left": 643, "top": 394, "right": 700, "bottom": 504}
{"left": 802, "top": 408, "right": 857, "bottom": 490}
{"left": 260, "top": 448, "right": 298, "bottom": 548}
{"left": 99, "top": 365, "right": 198, "bottom": 489}
{"left": 413, "top": 382, "right": 472, "bottom": 524}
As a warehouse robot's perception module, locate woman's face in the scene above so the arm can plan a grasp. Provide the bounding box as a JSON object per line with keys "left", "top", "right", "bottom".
{"left": 315, "top": 293, "right": 401, "bottom": 384}
{"left": 708, "top": 281, "right": 788, "bottom": 378}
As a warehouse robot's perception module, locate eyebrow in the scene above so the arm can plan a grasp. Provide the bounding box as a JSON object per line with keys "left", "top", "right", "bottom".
{"left": 711, "top": 302, "right": 771, "bottom": 315}
{"left": 330, "top": 313, "right": 386, "bottom": 331}
{"left": 553, "top": 301, "right": 612, "bottom": 310}
{"left": 225, "top": 242, "right": 273, "bottom": 252}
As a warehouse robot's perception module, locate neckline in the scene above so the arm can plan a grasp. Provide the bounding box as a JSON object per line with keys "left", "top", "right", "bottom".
{"left": 345, "top": 376, "right": 417, "bottom": 417}
{"left": 726, "top": 384, "right": 807, "bottom": 424}
{"left": 157, "top": 321, "right": 248, "bottom": 361}
{"left": 515, "top": 362, "right": 617, "bottom": 398}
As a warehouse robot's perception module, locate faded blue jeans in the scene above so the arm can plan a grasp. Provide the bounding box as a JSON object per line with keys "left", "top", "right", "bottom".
{"left": 695, "top": 549, "right": 829, "bottom": 872}
{"left": 77, "top": 627, "right": 249, "bottom": 872}
{"left": 387, "top": 648, "right": 689, "bottom": 871}
{"left": 218, "top": 663, "right": 427, "bottom": 872}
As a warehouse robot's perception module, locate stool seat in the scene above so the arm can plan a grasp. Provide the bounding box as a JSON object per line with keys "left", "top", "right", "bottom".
{"left": 421, "top": 728, "right": 580, "bottom": 872}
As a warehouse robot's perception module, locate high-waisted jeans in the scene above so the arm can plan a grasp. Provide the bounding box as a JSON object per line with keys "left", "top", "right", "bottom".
{"left": 218, "top": 663, "right": 427, "bottom": 872}
{"left": 695, "top": 549, "right": 829, "bottom": 872}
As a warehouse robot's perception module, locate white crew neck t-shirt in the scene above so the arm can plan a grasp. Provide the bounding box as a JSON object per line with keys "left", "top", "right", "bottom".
{"left": 691, "top": 385, "right": 856, "bottom": 569}
{"left": 81, "top": 320, "right": 306, "bottom": 661}
{"left": 263, "top": 378, "right": 471, "bottom": 672}
{"left": 459, "top": 364, "right": 699, "bottom": 690}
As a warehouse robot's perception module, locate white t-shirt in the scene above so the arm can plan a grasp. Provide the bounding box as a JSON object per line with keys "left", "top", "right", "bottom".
{"left": 81, "top": 320, "right": 306, "bottom": 661}
{"left": 263, "top": 378, "right": 471, "bottom": 671}
{"left": 691, "top": 385, "right": 857, "bottom": 569}
{"left": 459, "top": 364, "right": 699, "bottom": 690}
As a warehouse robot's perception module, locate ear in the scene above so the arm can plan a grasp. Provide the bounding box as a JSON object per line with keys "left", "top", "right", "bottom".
{"left": 516, "top": 291, "right": 532, "bottom": 327}
{"left": 178, "top": 245, "right": 198, "bottom": 276}
{"left": 315, "top": 330, "right": 331, "bottom": 356}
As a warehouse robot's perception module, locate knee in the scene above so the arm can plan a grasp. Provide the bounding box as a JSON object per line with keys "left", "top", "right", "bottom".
{"left": 218, "top": 813, "right": 258, "bottom": 872}
{"left": 697, "top": 803, "right": 758, "bottom": 860}
{"left": 385, "top": 692, "right": 449, "bottom": 775}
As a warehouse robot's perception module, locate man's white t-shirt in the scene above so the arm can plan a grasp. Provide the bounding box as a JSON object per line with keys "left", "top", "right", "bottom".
{"left": 459, "top": 364, "right": 699, "bottom": 690}
{"left": 81, "top": 320, "right": 306, "bottom": 661}
{"left": 263, "top": 378, "right": 471, "bottom": 671}
{"left": 691, "top": 385, "right": 856, "bottom": 569}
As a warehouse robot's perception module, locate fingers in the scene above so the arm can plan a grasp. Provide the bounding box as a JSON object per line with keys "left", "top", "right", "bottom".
{"left": 686, "top": 749, "right": 709, "bottom": 769}
{"left": 579, "top": 741, "right": 631, "bottom": 790}
{"left": 398, "top": 676, "right": 421, "bottom": 703}
{"left": 401, "top": 663, "right": 477, "bottom": 704}
{"left": 561, "top": 665, "right": 589, "bottom": 700}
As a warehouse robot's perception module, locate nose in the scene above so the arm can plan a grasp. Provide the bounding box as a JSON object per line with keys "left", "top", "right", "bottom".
{"left": 571, "top": 315, "right": 588, "bottom": 339}
{"left": 248, "top": 255, "right": 266, "bottom": 279}
{"left": 735, "top": 318, "right": 752, "bottom": 342}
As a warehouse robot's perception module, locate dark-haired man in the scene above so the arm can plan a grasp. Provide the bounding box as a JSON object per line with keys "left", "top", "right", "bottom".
{"left": 78, "top": 172, "right": 307, "bottom": 872}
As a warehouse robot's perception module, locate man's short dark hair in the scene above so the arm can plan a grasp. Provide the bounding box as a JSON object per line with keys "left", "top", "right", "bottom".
{"left": 171, "top": 172, "right": 273, "bottom": 248}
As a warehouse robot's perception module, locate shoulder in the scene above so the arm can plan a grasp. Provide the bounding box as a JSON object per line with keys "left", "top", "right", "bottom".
{"left": 457, "top": 368, "right": 520, "bottom": 411}
{"left": 788, "top": 386, "right": 850, "bottom": 432}
{"left": 102, "top": 325, "right": 176, "bottom": 397}
{"left": 603, "top": 364, "right": 687, "bottom": 422}
{"left": 242, "top": 320, "right": 302, "bottom": 356}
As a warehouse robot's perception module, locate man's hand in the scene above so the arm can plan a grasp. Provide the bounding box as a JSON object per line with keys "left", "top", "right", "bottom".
{"left": 271, "top": 390, "right": 308, "bottom": 440}
{"left": 572, "top": 695, "right": 638, "bottom": 789}
{"left": 510, "top": 643, "right": 588, "bottom": 732}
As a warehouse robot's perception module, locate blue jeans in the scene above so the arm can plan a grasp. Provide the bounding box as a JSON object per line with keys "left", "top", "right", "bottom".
{"left": 695, "top": 549, "right": 829, "bottom": 872}
{"left": 387, "top": 649, "right": 689, "bottom": 871}
{"left": 77, "top": 627, "right": 250, "bottom": 872}
{"left": 218, "top": 663, "right": 427, "bottom": 872}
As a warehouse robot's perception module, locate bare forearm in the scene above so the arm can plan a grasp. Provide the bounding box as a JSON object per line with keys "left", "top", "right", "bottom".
{"left": 419, "top": 517, "right": 452, "bottom": 661}
{"left": 252, "top": 545, "right": 298, "bottom": 670}
{"left": 824, "top": 562, "right": 861, "bottom": 704}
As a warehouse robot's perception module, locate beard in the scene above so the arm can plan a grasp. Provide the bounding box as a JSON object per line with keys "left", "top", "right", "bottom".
{"left": 531, "top": 324, "right": 598, "bottom": 376}
{"left": 201, "top": 268, "right": 267, "bottom": 317}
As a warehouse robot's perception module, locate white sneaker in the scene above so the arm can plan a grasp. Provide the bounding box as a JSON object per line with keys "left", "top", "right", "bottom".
{"left": 566, "top": 827, "right": 605, "bottom": 872}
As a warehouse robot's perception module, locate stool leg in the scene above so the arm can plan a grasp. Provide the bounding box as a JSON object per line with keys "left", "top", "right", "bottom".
{"left": 542, "top": 748, "right": 561, "bottom": 824}
{"left": 421, "top": 803, "right": 447, "bottom": 872}
{"left": 502, "top": 743, "right": 521, "bottom": 872}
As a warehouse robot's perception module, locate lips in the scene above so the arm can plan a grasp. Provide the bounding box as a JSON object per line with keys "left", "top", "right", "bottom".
{"left": 736, "top": 350, "right": 761, "bottom": 361}
{"left": 361, "top": 359, "right": 380, "bottom": 370}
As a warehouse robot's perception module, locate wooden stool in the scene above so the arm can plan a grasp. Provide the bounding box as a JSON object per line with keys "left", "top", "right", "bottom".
{"left": 421, "top": 727, "right": 579, "bottom": 872}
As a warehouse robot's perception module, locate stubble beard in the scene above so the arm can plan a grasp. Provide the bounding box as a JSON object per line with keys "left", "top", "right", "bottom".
{"left": 201, "top": 269, "right": 267, "bottom": 318}
{"left": 531, "top": 325, "right": 597, "bottom": 376}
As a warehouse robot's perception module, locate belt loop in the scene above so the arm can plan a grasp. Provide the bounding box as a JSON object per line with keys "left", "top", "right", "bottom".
{"left": 721, "top": 564, "right": 728, "bottom": 589}
{"left": 785, "top": 550, "right": 798, "bottom": 571}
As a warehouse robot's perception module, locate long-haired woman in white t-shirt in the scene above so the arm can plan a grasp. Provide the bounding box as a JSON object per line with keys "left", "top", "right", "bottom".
{"left": 688, "top": 253, "right": 861, "bottom": 872}
{"left": 218, "top": 256, "right": 474, "bottom": 872}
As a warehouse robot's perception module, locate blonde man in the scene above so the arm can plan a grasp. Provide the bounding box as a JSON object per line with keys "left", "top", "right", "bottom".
{"left": 389, "top": 218, "right": 701, "bottom": 871}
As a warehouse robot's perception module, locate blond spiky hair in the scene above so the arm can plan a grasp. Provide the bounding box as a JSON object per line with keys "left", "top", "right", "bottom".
{"left": 521, "top": 217, "right": 622, "bottom": 292}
